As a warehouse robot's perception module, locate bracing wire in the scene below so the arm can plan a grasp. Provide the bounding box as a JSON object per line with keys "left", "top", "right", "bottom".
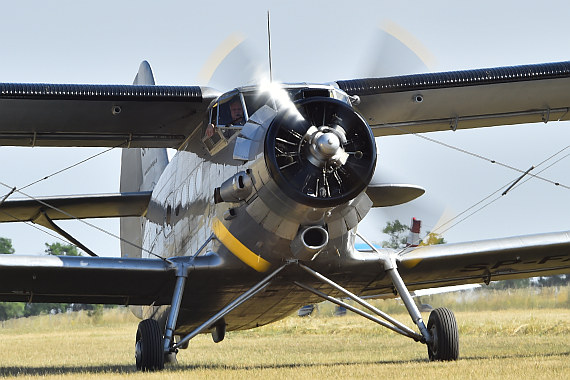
{"left": 419, "top": 137, "right": 570, "bottom": 237}
{"left": 0, "top": 180, "right": 166, "bottom": 261}
{"left": 0, "top": 141, "right": 167, "bottom": 261}
{"left": 18, "top": 143, "right": 125, "bottom": 192}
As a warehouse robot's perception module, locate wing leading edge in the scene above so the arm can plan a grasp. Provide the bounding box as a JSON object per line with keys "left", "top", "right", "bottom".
{"left": 337, "top": 61, "right": 570, "bottom": 136}
{"left": 1, "top": 230, "right": 567, "bottom": 304}
{"left": 0, "top": 191, "right": 152, "bottom": 223}
{"left": 358, "top": 230, "right": 570, "bottom": 296}
{"left": 0, "top": 254, "right": 221, "bottom": 305}
{"left": 0, "top": 83, "right": 219, "bottom": 148}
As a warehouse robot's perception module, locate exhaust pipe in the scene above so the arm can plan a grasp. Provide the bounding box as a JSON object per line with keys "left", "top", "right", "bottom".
{"left": 290, "top": 226, "right": 329, "bottom": 261}
{"left": 214, "top": 171, "right": 253, "bottom": 204}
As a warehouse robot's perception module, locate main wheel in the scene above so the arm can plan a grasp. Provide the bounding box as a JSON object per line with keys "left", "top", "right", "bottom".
{"left": 135, "top": 319, "right": 165, "bottom": 371}
{"left": 427, "top": 307, "right": 459, "bottom": 361}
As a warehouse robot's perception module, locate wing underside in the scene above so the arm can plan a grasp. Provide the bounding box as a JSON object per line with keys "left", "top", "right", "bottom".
{"left": 0, "top": 230, "right": 568, "bottom": 332}
{"left": 0, "top": 230, "right": 568, "bottom": 304}
{"left": 0, "top": 192, "right": 152, "bottom": 223}
{"left": 337, "top": 61, "right": 570, "bottom": 136}
{"left": 0, "top": 84, "right": 218, "bottom": 148}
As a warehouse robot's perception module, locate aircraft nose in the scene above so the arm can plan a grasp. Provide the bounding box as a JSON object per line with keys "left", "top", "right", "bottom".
{"left": 264, "top": 97, "right": 376, "bottom": 208}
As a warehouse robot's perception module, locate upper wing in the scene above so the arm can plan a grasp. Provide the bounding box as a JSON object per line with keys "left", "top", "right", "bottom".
{"left": 336, "top": 61, "right": 570, "bottom": 136}
{"left": 358, "top": 230, "right": 570, "bottom": 296}
{"left": 0, "top": 83, "right": 219, "bottom": 148}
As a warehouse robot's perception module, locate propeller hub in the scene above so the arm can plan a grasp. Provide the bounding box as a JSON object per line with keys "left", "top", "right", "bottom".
{"left": 306, "top": 128, "right": 347, "bottom": 167}
{"left": 316, "top": 132, "right": 340, "bottom": 156}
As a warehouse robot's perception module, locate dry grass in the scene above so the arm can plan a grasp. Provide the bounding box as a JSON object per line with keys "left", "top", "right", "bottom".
{"left": 0, "top": 288, "right": 569, "bottom": 379}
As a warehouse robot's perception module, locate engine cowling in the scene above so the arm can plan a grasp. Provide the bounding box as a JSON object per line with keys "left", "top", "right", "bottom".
{"left": 264, "top": 97, "right": 376, "bottom": 208}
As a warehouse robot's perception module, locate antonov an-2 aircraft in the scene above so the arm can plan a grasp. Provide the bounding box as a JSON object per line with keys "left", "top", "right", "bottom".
{"left": 0, "top": 59, "right": 570, "bottom": 371}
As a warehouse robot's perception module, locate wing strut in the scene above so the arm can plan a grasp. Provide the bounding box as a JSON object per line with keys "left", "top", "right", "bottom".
{"left": 171, "top": 263, "right": 289, "bottom": 352}
{"left": 34, "top": 210, "right": 98, "bottom": 257}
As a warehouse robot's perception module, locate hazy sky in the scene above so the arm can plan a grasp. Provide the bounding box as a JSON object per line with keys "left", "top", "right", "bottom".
{"left": 1, "top": 0, "right": 569, "bottom": 256}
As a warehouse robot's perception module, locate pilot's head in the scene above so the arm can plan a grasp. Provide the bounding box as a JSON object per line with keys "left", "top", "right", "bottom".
{"left": 229, "top": 99, "right": 244, "bottom": 125}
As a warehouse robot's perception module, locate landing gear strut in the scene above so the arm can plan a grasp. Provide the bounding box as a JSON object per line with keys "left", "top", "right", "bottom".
{"left": 294, "top": 232, "right": 460, "bottom": 362}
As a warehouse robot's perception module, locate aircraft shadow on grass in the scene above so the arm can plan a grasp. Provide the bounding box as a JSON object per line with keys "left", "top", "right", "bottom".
{"left": 1, "top": 351, "right": 568, "bottom": 376}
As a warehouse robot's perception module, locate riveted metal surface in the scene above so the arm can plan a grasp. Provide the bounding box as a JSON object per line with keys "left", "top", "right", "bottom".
{"left": 0, "top": 83, "right": 203, "bottom": 101}
{"left": 337, "top": 61, "right": 570, "bottom": 95}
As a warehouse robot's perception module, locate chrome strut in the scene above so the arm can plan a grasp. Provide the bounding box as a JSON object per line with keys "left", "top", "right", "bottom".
{"left": 294, "top": 280, "right": 419, "bottom": 339}
{"left": 171, "top": 263, "right": 289, "bottom": 351}
{"left": 296, "top": 263, "right": 423, "bottom": 341}
{"left": 161, "top": 234, "right": 217, "bottom": 355}
{"left": 355, "top": 231, "right": 432, "bottom": 343}
{"left": 162, "top": 262, "right": 189, "bottom": 355}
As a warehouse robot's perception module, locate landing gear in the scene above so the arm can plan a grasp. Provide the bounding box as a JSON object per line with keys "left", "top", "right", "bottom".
{"left": 135, "top": 319, "right": 165, "bottom": 371}
{"left": 427, "top": 307, "right": 459, "bottom": 361}
{"left": 296, "top": 231, "right": 461, "bottom": 362}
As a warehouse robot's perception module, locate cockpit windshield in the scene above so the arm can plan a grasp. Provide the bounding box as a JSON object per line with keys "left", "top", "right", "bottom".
{"left": 210, "top": 91, "right": 246, "bottom": 128}
{"left": 217, "top": 95, "right": 245, "bottom": 127}
{"left": 203, "top": 89, "right": 277, "bottom": 155}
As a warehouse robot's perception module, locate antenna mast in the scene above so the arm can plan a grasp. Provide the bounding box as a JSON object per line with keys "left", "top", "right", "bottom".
{"left": 267, "top": 10, "right": 273, "bottom": 83}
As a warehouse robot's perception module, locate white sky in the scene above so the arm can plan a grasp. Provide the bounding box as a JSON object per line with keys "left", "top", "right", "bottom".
{"left": 0, "top": 0, "right": 569, "bottom": 256}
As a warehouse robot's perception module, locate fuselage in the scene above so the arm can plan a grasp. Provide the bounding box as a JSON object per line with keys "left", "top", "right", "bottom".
{"left": 128, "top": 83, "right": 380, "bottom": 333}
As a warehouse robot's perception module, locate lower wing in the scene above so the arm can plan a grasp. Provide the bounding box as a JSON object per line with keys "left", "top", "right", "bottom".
{"left": 358, "top": 230, "right": 570, "bottom": 297}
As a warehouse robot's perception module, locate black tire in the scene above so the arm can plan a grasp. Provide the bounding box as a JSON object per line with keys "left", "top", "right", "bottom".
{"left": 135, "top": 319, "right": 165, "bottom": 371}
{"left": 427, "top": 307, "right": 459, "bottom": 361}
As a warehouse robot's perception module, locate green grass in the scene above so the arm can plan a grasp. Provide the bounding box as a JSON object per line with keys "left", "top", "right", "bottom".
{"left": 0, "top": 287, "right": 569, "bottom": 379}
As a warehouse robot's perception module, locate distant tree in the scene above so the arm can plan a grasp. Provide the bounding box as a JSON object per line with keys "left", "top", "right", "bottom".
{"left": 382, "top": 220, "right": 409, "bottom": 249}
{"left": 23, "top": 303, "right": 68, "bottom": 316}
{"left": 0, "top": 302, "right": 25, "bottom": 322}
{"left": 535, "top": 275, "right": 569, "bottom": 287}
{"left": 382, "top": 220, "right": 447, "bottom": 249}
{"left": 420, "top": 232, "right": 447, "bottom": 246}
{"left": 44, "top": 242, "right": 81, "bottom": 256}
{"left": 0, "top": 237, "right": 15, "bottom": 254}
{"left": 489, "top": 278, "right": 530, "bottom": 289}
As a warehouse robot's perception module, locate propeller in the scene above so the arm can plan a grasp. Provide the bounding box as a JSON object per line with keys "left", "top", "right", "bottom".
{"left": 198, "top": 23, "right": 444, "bottom": 236}
{"left": 197, "top": 33, "right": 268, "bottom": 90}
{"left": 357, "top": 20, "right": 436, "bottom": 77}
{"left": 353, "top": 22, "right": 447, "bottom": 241}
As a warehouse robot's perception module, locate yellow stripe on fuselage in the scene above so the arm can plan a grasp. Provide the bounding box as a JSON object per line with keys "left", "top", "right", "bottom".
{"left": 212, "top": 218, "right": 271, "bottom": 272}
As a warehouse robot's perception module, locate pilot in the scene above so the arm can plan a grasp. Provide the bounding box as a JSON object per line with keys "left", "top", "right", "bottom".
{"left": 205, "top": 98, "right": 244, "bottom": 138}
{"left": 228, "top": 98, "right": 244, "bottom": 125}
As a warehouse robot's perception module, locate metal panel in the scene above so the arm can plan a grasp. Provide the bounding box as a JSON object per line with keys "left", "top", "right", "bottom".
{"left": 0, "top": 83, "right": 219, "bottom": 148}
{"left": 0, "top": 192, "right": 152, "bottom": 222}
{"left": 336, "top": 61, "right": 570, "bottom": 136}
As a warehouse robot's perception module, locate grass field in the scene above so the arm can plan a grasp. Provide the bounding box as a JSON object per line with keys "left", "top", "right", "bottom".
{"left": 0, "top": 287, "right": 569, "bottom": 379}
